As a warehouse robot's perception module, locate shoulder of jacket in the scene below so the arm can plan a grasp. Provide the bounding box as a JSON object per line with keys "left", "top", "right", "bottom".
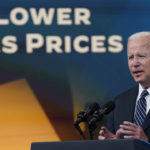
{"left": 114, "top": 85, "right": 138, "bottom": 102}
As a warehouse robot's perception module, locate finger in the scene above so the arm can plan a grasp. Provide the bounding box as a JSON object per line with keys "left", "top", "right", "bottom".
{"left": 98, "top": 135, "right": 106, "bottom": 140}
{"left": 101, "top": 126, "right": 106, "bottom": 130}
{"left": 124, "top": 135, "right": 135, "bottom": 139}
{"left": 120, "top": 125, "right": 136, "bottom": 132}
{"left": 101, "top": 126, "right": 107, "bottom": 130}
{"left": 123, "top": 121, "right": 137, "bottom": 127}
{"left": 99, "top": 126, "right": 109, "bottom": 134}
{"left": 116, "top": 128, "right": 122, "bottom": 138}
{"left": 121, "top": 121, "right": 138, "bottom": 131}
{"left": 119, "top": 128, "right": 134, "bottom": 135}
{"left": 103, "top": 127, "right": 110, "bottom": 133}
{"left": 99, "top": 130, "right": 104, "bottom": 135}
{"left": 99, "top": 127, "right": 106, "bottom": 133}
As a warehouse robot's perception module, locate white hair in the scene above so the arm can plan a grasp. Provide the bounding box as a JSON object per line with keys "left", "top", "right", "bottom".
{"left": 128, "top": 31, "right": 150, "bottom": 41}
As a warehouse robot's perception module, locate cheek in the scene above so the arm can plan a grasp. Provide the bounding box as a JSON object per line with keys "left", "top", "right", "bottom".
{"left": 146, "top": 69, "right": 150, "bottom": 76}
{"left": 128, "top": 61, "right": 130, "bottom": 67}
{"left": 145, "top": 61, "right": 150, "bottom": 67}
{"left": 128, "top": 63, "right": 132, "bottom": 71}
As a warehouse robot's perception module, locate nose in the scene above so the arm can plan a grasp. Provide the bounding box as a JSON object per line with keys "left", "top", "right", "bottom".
{"left": 132, "top": 57, "right": 140, "bottom": 68}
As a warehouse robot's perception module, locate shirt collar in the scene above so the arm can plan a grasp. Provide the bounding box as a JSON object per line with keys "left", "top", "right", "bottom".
{"left": 139, "top": 84, "right": 150, "bottom": 98}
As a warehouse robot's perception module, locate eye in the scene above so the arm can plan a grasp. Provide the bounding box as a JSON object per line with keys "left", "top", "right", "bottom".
{"left": 139, "top": 55, "right": 146, "bottom": 58}
{"left": 128, "top": 55, "right": 133, "bottom": 60}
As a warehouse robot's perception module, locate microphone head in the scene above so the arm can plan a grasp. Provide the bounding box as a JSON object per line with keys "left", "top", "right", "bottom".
{"left": 85, "top": 102, "right": 100, "bottom": 115}
{"left": 74, "top": 102, "right": 100, "bottom": 125}
{"left": 88, "top": 101, "right": 115, "bottom": 126}
{"left": 102, "top": 101, "right": 115, "bottom": 114}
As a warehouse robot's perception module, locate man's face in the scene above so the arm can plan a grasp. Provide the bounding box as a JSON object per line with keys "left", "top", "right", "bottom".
{"left": 127, "top": 36, "right": 150, "bottom": 88}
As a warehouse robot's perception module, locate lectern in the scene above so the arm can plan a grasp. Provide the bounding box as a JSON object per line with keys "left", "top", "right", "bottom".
{"left": 31, "top": 139, "right": 150, "bottom": 150}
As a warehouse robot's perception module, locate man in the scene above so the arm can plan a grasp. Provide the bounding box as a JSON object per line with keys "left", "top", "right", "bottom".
{"left": 98, "top": 31, "right": 150, "bottom": 142}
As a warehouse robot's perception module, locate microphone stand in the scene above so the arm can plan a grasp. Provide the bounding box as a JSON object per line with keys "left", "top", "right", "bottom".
{"left": 74, "top": 122, "right": 86, "bottom": 139}
{"left": 88, "top": 110, "right": 103, "bottom": 140}
{"left": 88, "top": 122, "right": 96, "bottom": 140}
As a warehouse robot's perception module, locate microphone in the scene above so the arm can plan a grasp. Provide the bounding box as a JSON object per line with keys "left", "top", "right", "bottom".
{"left": 74, "top": 102, "right": 100, "bottom": 139}
{"left": 88, "top": 101, "right": 115, "bottom": 125}
{"left": 74, "top": 102, "right": 100, "bottom": 126}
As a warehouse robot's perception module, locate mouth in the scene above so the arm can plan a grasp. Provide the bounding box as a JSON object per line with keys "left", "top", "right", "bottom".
{"left": 132, "top": 71, "right": 144, "bottom": 76}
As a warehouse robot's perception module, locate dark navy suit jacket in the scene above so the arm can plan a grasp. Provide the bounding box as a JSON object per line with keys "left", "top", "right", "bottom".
{"left": 107, "top": 86, "right": 150, "bottom": 142}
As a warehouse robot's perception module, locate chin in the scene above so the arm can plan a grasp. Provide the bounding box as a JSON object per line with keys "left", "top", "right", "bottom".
{"left": 134, "top": 77, "right": 144, "bottom": 83}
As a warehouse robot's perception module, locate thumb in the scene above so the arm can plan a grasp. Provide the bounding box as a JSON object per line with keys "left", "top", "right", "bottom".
{"left": 115, "top": 128, "right": 122, "bottom": 138}
{"left": 102, "top": 127, "right": 111, "bottom": 133}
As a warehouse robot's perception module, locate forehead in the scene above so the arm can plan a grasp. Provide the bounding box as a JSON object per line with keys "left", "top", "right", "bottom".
{"left": 127, "top": 36, "right": 150, "bottom": 55}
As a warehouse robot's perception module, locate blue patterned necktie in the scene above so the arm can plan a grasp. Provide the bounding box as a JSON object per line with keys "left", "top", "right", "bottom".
{"left": 134, "top": 90, "right": 149, "bottom": 127}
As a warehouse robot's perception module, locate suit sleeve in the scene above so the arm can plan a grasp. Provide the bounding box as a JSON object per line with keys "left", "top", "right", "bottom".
{"left": 145, "top": 127, "right": 150, "bottom": 142}
{"left": 106, "top": 109, "right": 116, "bottom": 134}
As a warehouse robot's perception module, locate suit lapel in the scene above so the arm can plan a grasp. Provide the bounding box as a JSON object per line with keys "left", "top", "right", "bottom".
{"left": 126, "top": 86, "right": 138, "bottom": 122}
{"left": 117, "top": 86, "right": 138, "bottom": 124}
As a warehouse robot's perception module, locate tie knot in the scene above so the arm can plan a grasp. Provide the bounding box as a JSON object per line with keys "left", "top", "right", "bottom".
{"left": 140, "top": 90, "right": 149, "bottom": 99}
